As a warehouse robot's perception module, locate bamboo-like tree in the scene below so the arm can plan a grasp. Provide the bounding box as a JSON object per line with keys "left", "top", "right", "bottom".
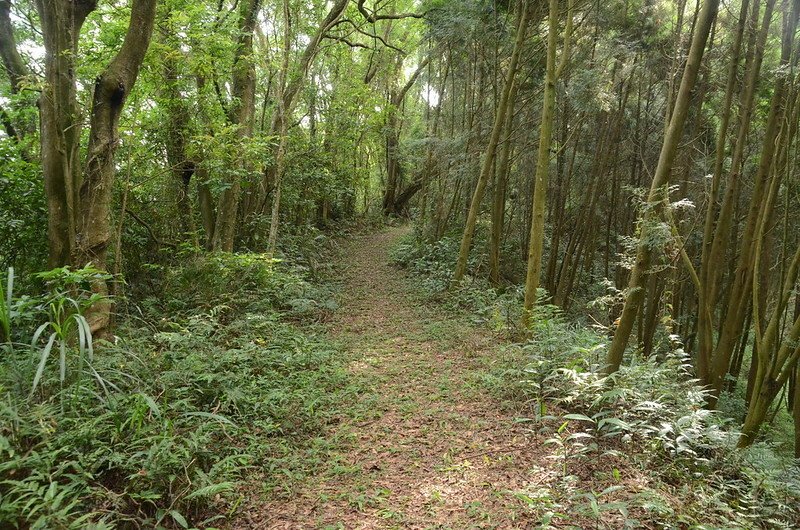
{"left": 604, "top": 0, "right": 719, "bottom": 374}
{"left": 452, "top": 0, "right": 529, "bottom": 285}
{"left": 522, "top": 0, "right": 573, "bottom": 324}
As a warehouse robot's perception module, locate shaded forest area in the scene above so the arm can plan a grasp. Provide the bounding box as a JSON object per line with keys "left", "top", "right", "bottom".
{"left": 2, "top": 0, "right": 800, "bottom": 527}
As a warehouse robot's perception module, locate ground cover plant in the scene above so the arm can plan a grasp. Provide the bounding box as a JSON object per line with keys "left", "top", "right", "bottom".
{"left": 0, "top": 244, "right": 361, "bottom": 528}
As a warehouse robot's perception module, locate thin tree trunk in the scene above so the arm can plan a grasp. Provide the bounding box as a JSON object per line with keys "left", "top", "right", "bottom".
{"left": 604, "top": 0, "right": 719, "bottom": 373}
{"left": 160, "top": 25, "right": 198, "bottom": 247}
{"left": 522, "top": 0, "right": 574, "bottom": 323}
{"left": 452, "top": 2, "right": 529, "bottom": 284}
{"left": 212, "top": 0, "right": 261, "bottom": 252}
{"left": 489, "top": 80, "right": 518, "bottom": 286}
{"left": 265, "top": 0, "right": 349, "bottom": 251}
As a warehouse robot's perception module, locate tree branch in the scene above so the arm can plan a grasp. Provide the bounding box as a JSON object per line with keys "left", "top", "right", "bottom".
{"left": 322, "top": 34, "right": 372, "bottom": 50}
{"left": 392, "top": 54, "right": 432, "bottom": 106}
{"left": 357, "top": 0, "right": 425, "bottom": 22}
{"left": 327, "top": 18, "right": 407, "bottom": 54}
{"left": 0, "top": 0, "right": 31, "bottom": 93}
{"left": 125, "top": 208, "right": 177, "bottom": 249}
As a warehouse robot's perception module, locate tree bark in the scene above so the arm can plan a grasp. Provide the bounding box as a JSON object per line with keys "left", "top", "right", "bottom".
{"left": 160, "top": 25, "right": 198, "bottom": 246}
{"left": 212, "top": 0, "right": 260, "bottom": 252}
{"left": 76, "top": 0, "right": 157, "bottom": 333}
{"left": 522, "top": 0, "right": 573, "bottom": 323}
{"left": 36, "top": 0, "right": 97, "bottom": 267}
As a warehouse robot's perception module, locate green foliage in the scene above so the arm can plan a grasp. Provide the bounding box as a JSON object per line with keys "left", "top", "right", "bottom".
{"left": 391, "top": 230, "right": 531, "bottom": 330}
{"left": 506, "top": 323, "right": 800, "bottom": 526}
{"left": 27, "top": 266, "right": 110, "bottom": 398}
{"left": 0, "top": 252, "right": 355, "bottom": 528}
{"left": 390, "top": 232, "right": 464, "bottom": 292}
{"left": 0, "top": 140, "right": 47, "bottom": 273}
{"left": 399, "top": 227, "right": 800, "bottom": 527}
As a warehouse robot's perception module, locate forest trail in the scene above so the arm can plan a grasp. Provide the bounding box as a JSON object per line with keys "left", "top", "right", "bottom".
{"left": 235, "top": 226, "right": 547, "bottom": 529}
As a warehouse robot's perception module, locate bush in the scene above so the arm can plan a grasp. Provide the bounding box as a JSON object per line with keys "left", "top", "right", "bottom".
{"left": 488, "top": 314, "right": 800, "bottom": 527}
{"left": 390, "top": 231, "right": 526, "bottom": 329}
{"left": 0, "top": 140, "right": 47, "bottom": 275}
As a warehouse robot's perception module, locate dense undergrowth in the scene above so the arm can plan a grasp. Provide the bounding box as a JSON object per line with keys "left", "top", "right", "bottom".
{"left": 391, "top": 227, "right": 800, "bottom": 528}
{"left": 0, "top": 230, "right": 359, "bottom": 529}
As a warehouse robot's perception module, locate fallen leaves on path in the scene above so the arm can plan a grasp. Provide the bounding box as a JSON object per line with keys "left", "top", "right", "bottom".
{"left": 230, "top": 227, "right": 613, "bottom": 529}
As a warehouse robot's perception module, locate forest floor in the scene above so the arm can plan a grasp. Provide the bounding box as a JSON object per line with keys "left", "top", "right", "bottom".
{"left": 232, "top": 226, "right": 555, "bottom": 529}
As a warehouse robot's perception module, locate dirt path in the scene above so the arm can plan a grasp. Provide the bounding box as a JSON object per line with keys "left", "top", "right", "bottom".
{"left": 236, "top": 227, "right": 547, "bottom": 529}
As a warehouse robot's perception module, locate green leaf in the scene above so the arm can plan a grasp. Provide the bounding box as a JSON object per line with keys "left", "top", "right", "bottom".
{"left": 598, "top": 417, "right": 631, "bottom": 431}
{"left": 74, "top": 314, "right": 94, "bottom": 362}
{"left": 170, "top": 510, "right": 189, "bottom": 528}
{"left": 563, "top": 413, "right": 594, "bottom": 423}
{"left": 31, "top": 332, "right": 57, "bottom": 396}
{"left": 185, "top": 481, "right": 235, "bottom": 500}
{"left": 139, "top": 393, "right": 162, "bottom": 417}
{"left": 183, "top": 411, "right": 237, "bottom": 427}
{"left": 59, "top": 340, "right": 66, "bottom": 384}
{"left": 599, "top": 485, "right": 624, "bottom": 497}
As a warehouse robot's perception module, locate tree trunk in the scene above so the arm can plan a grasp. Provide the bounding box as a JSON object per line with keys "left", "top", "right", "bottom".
{"left": 76, "top": 0, "right": 157, "bottom": 334}
{"left": 212, "top": 0, "right": 260, "bottom": 252}
{"left": 697, "top": 0, "right": 774, "bottom": 387}
{"left": 160, "top": 25, "right": 198, "bottom": 246}
{"left": 489, "top": 81, "right": 518, "bottom": 286}
{"left": 36, "top": 0, "right": 96, "bottom": 268}
{"left": 0, "top": 0, "right": 35, "bottom": 138}
{"left": 523, "top": 0, "right": 574, "bottom": 322}
{"left": 453, "top": 1, "right": 529, "bottom": 284}
{"left": 265, "top": 0, "right": 349, "bottom": 251}
{"left": 604, "top": 0, "right": 719, "bottom": 373}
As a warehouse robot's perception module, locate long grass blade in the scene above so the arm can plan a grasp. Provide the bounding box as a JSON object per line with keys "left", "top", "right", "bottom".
{"left": 1, "top": 268, "right": 13, "bottom": 343}
{"left": 139, "top": 392, "right": 162, "bottom": 417}
{"left": 59, "top": 340, "right": 66, "bottom": 384}
{"left": 183, "top": 411, "right": 237, "bottom": 427}
{"left": 0, "top": 277, "right": 6, "bottom": 343}
{"left": 75, "top": 315, "right": 94, "bottom": 362}
{"left": 76, "top": 315, "right": 86, "bottom": 355}
{"left": 6, "top": 267, "right": 12, "bottom": 312}
{"left": 31, "top": 333, "right": 57, "bottom": 397}
{"left": 86, "top": 361, "right": 112, "bottom": 400}
{"left": 31, "top": 322, "right": 50, "bottom": 348}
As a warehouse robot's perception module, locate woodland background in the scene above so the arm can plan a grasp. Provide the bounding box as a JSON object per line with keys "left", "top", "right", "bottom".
{"left": 1, "top": 0, "right": 800, "bottom": 527}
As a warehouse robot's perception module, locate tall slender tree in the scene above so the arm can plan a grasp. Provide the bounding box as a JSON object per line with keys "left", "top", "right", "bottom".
{"left": 604, "top": 0, "right": 719, "bottom": 374}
